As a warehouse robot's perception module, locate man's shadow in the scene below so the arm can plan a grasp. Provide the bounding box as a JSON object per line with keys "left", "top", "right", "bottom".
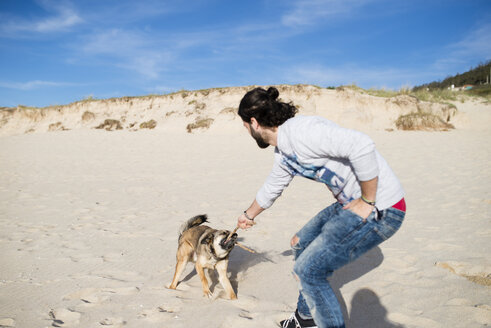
{"left": 347, "top": 288, "right": 404, "bottom": 328}
{"left": 329, "top": 247, "right": 405, "bottom": 327}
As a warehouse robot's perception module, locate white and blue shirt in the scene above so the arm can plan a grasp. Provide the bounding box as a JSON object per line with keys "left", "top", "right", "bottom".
{"left": 256, "top": 115, "right": 404, "bottom": 210}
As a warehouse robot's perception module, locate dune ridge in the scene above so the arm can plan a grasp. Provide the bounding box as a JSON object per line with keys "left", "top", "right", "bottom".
{"left": 0, "top": 85, "right": 459, "bottom": 136}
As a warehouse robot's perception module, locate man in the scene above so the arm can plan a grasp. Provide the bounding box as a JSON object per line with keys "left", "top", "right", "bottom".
{"left": 236, "top": 87, "right": 406, "bottom": 328}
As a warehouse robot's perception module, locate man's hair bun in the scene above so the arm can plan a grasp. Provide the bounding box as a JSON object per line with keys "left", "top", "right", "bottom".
{"left": 266, "top": 87, "right": 279, "bottom": 100}
{"left": 238, "top": 86, "right": 298, "bottom": 127}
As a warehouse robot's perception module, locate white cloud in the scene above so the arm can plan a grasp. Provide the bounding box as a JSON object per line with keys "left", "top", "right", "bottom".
{"left": 285, "top": 64, "right": 434, "bottom": 89}
{"left": 431, "top": 22, "right": 491, "bottom": 76}
{"left": 285, "top": 22, "right": 491, "bottom": 89}
{"left": 0, "top": 80, "right": 76, "bottom": 90}
{"left": 79, "top": 29, "right": 175, "bottom": 79}
{"left": 81, "top": 29, "right": 146, "bottom": 55}
{"left": 34, "top": 8, "right": 82, "bottom": 32}
{"left": 447, "top": 23, "right": 491, "bottom": 64}
{"left": 0, "top": 1, "right": 82, "bottom": 35}
{"left": 282, "top": 0, "right": 373, "bottom": 27}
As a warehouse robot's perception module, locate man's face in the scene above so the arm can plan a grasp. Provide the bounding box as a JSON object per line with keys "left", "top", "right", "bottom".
{"left": 243, "top": 121, "right": 270, "bottom": 149}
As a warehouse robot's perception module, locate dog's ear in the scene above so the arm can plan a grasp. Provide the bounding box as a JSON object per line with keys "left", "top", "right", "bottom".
{"left": 200, "top": 232, "right": 213, "bottom": 245}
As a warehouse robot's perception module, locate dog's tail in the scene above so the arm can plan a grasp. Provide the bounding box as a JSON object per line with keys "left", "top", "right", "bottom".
{"left": 178, "top": 214, "right": 208, "bottom": 238}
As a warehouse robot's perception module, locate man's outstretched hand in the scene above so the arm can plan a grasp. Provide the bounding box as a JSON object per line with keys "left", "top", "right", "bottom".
{"left": 237, "top": 212, "right": 255, "bottom": 229}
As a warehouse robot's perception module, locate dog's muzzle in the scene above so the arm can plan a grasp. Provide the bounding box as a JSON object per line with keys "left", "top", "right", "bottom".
{"left": 221, "top": 233, "right": 238, "bottom": 249}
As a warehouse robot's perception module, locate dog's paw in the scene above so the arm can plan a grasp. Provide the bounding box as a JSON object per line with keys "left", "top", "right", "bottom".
{"left": 203, "top": 290, "right": 213, "bottom": 299}
{"left": 166, "top": 282, "right": 191, "bottom": 291}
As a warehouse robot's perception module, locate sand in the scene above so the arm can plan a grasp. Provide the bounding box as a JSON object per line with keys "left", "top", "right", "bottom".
{"left": 0, "top": 87, "right": 490, "bottom": 327}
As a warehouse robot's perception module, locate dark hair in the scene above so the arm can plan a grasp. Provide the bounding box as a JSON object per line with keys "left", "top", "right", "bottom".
{"left": 238, "top": 87, "right": 298, "bottom": 127}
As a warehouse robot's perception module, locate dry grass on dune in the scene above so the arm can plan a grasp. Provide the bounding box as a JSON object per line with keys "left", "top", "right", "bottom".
{"left": 2, "top": 84, "right": 488, "bottom": 136}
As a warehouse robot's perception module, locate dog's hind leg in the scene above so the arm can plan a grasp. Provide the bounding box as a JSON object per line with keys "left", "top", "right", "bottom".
{"left": 169, "top": 255, "right": 189, "bottom": 289}
{"left": 216, "top": 260, "right": 237, "bottom": 300}
{"left": 196, "top": 262, "right": 212, "bottom": 298}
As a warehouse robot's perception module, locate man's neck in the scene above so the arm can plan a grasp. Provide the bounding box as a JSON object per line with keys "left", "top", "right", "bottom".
{"left": 264, "top": 127, "right": 278, "bottom": 147}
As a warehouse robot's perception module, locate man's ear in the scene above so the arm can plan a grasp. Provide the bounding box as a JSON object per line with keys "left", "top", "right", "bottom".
{"left": 250, "top": 117, "right": 260, "bottom": 130}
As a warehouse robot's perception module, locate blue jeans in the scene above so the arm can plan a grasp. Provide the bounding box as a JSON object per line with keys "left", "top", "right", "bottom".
{"left": 292, "top": 202, "right": 405, "bottom": 328}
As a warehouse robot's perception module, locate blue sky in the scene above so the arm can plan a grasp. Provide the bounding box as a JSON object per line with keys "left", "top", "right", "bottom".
{"left": 1, "top": 0, "right": 490, "bottom": 107}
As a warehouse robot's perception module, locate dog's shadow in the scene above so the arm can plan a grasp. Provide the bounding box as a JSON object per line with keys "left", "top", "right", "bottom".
{"left": 226, "top": 244, "right": 274, "bottom": 294}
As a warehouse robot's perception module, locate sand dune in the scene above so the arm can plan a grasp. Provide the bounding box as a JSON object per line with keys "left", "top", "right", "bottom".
{"left": 0, "top": 85, "right": 458, "bottom": 137}
{"left": 0, "top": 86, "right": 489, "bottom": 327}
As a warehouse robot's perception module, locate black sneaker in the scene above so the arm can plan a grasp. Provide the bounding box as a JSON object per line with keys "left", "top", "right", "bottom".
{"left": 279, "top": 310, "right": 317, "bottom": 328}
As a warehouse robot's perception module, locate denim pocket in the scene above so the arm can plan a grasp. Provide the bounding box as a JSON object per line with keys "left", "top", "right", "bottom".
{"left": 339, "top": 208, "right": 369, "bottom": 245}
{"left": 345, "top": 208, "right": 367, "bottom": 222}
{"left": 375, "top": 209, "right": 405, "bottom": 240}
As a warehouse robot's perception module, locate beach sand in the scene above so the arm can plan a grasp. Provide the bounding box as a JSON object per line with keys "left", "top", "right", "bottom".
{"left": 0, "top": 88, "right": 489, "bottom": 327}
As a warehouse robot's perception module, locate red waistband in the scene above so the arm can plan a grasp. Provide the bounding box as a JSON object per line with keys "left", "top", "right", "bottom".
{"left": 391, "top": 198, "right": 406, "bottom": 212}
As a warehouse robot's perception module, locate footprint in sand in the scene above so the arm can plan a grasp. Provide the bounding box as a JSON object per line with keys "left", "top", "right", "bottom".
{"left": 137, "top": 299, "right": 185, "bottom": 324}
{"left": 219, "top": 310, "right": 281, "bottom": 328}
{"left": 388, "top": 312, "right": 441, "bottom": 328}
{"left": 89, "top": 270, "right": 143, "bottom": 282}
{"left": 230, "top": 294, "right": 259, "bottom": 310}
{"left": 64, "top": 288, "right": 109, "bottom": 306}
{"left": 49, "top": 308, "right": 81, "bottom": 327}
{"left": 425, "top": 241, "right": 462, "bottom": 252}
{"left": 101, "top": 252, "right": 125, "bottom": 263}
{"left": 69, "top": 253, "right": 103, "bottom": 264}
{"left": 99, "top": 317, "right": 127, "bottom": 327}
{"left": 137, "top": 307, "right": 175, "bottom": 323}
{"left": 62, "top": 240, "right": 90, "bottom": 251}
{"left": 0, "top": 318, "right": 15, "bottom": 327}
{"left": 63, "top": 286, "right": 140, "bottom": 306}
{"left": 157, "top": 300, "right": 183, "bottom": 314}
{"left": 105, "top": 286, "right": 141, "bottom": 295}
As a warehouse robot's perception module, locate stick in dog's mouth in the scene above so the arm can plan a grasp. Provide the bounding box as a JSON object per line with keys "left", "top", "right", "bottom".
{"left": 224, "top": 227, "right": 256, "bottom": 253}
{"left": 225, "top": 226, "right": 239, "bottom": 243}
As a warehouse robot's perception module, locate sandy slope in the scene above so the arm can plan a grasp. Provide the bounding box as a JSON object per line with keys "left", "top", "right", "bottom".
{"left": 0, "top": 89, "right": 489, "bottom": 328}
{"left": 0, "top": 85, "right": 457, "bottom": 137}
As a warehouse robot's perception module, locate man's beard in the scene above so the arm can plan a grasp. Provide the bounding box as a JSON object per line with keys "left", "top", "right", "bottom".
{"left": 251, "top": 128, "right": 270, "bottom": 149}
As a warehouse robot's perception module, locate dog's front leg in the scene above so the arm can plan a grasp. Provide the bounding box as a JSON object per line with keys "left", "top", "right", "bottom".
{"left": 196, "top": 262, "right": 212, "bottom": 298}
{"left": 216, "top": 260, "right": 237, "bottom": 300}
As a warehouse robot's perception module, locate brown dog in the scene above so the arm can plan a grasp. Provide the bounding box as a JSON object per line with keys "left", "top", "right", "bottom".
{"left": 168, "top": 215, "right": 238, "bottom": 299}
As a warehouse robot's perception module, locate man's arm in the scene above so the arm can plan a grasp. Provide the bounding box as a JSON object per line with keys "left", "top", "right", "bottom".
{"left": 343, "top": 177, "right": 378, "bottom": 219}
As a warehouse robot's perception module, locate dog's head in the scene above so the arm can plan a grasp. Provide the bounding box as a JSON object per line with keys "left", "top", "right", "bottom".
{"left": 201, "top": 230, "right": 237, "bottom": 259}
{"left": 219, "top": 230, "right": 238, "bottom": 250}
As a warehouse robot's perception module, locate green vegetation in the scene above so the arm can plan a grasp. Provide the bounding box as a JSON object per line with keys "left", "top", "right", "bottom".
{"left": 395, "top": 112, "right": 454, "bottom": 131}
{"left": 48, "top": 122, "right": 67, "bottom": 131}
{"left": 365, "top": 88, "right": 401, "bottom": 98}
{"left": 467, "top": 84, "right": 491, "bottom": 97}
{"left": 186, "top": 117, "right": 214, "bottom": 133}
{"left": 413, "top": 60, "right": 491, "bottom": 90}
{"left": 340, "top": 83, "right": 489, "bottom": 103}
{"left": 139, "top": 119, "right": 157, "bottom": 129}
{"left": 81, "top": 111, "right": 96, "bottom": 122}
{"left": 219, "top": 107, "right": 237, "bottom": 115}
{"left": 337, "top": 61, "right": 491, "bottom": 103}
{"left": 95, "top": 119, "right": 123, "bottom": 131}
